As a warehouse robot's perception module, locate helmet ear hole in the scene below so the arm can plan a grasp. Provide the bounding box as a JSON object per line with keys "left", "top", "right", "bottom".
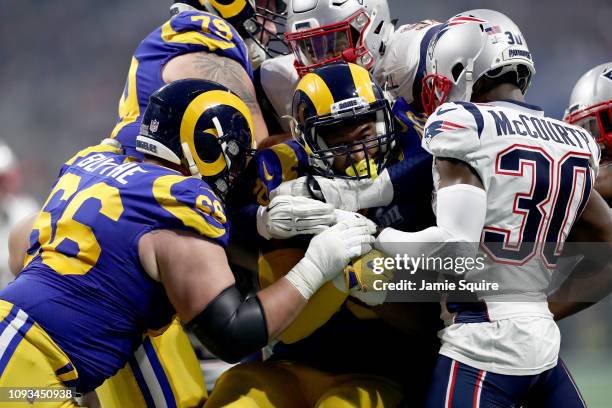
{"left": 451, "top": 63, "right": 465, "bottom": 82}
{"left": 195, "top": 131, "right": 223, "bottom": 163}
{"left": 451, "top": 62, "right": 465, "bottom": 82}
{"left": 517, "top": 64, "right": 530, "bottom": 77}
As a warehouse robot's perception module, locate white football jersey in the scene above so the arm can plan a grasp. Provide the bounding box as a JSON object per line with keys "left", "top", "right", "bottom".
{"left": 423, "top": 99, "right": 599, "bottom": 375}
{"left": 259, "top": 54, "right": 300, "bottom": 132}
{"left": 373, "top": 20, "right": 440, "bottom": 104}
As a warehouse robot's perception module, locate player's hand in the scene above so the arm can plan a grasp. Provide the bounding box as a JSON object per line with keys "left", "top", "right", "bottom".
{"left": 270, "top": 171, "right": 393, "bottom": 212}
{"left": 335, "top": 249, "right": 396, "bottom": 306}
{"left": 285, "top": 212, "right": 377, "bottom": 299}
{"left": 256, "top": 195, "right": 336, "bottom": 240}
{"left": 307, "top": 212, "right": 377, "bottom": 276}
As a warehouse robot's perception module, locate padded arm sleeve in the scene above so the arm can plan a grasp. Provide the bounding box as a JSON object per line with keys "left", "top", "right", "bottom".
{"left": 186, "top": 285, "right": 268, "bottom": 363}
{"left": 374, "top": 184, "right": 486, "bottom": 273}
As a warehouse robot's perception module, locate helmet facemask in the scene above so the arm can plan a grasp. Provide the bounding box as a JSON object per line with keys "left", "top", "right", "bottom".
{"left": 243, "top": 0, "right": 290, "bottom": 64}
{"left": 565, "top": 100, "right": 612, "bottom": 157}
{"left": 302, "top": 98, "right": 395, "bottom": 180}
{"left": 286, "top": 10, "right": 374, "bottom": 77}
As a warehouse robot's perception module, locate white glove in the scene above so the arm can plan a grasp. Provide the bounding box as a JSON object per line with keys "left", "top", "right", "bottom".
{"left": 270, "top": 171, "right": 394, "bottom": 212}
{"left": 285, "top": 214, "right": 377, "bottom": 299}
{"left": 256, "top": 195, "right": 336, "bottom": 240}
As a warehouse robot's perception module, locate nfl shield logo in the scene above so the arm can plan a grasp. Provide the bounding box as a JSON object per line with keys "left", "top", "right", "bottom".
{"left": 149, "top": 119, "right": 159, "bottom": 133}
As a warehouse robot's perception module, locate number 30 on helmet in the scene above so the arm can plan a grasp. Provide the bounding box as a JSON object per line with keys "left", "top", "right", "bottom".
{"left": 136, "top": 79, "right": 256, "bottom": 199}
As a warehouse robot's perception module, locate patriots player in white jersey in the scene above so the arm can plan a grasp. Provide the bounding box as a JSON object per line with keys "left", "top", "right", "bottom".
{"left": 257, "top": 0, "right": 439, "bottom": 133}
{"left": 373, "top": 9, "right": 612, "bottom": 407}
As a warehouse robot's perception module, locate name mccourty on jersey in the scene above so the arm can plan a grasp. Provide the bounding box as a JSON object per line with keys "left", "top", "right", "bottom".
{"left": 489, "top": 110, "right": 592, "bottom": 149}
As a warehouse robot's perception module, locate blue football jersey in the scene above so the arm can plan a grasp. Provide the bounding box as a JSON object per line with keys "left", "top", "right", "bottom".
{"left": 110, "top": 10, "right": 252, "bottom": 157}
{"left": 0, "top": 144, "right": 229, "bottom": 392}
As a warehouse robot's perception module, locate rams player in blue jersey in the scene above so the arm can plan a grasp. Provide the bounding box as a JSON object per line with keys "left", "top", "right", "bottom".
{"left": 103, "top": 1, "right": 286, "bottom": 405}
{"left": 206, "top": 62, "right": 441, "bottom": 407}
{"left": 110, "top": 0, "right": 283, "bottom": 157}
{"left": 2, "top": 79, "right": 375, "bottom": 407}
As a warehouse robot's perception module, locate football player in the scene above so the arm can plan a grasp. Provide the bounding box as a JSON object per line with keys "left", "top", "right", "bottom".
{"left": 206, "top": 62, "right": 440, "bottom": 407}
{"left": 373, "top": 9, "right": 612, "bottom": 407}
{"left": 2, "top": 79, "right": 375, "bottom": 407}
{"left": 102, "top": 1, "right": 286, "bottom": 404}
{"left": 110, "top": 0, "right": 281, "bottom": 158}
{"left": 564, "top": 62, "right": 612, "bottom": 202}
{"left": 257, "top": 0, "right": 393, "bottom": 133}
{"left": 258, "top": 0, "right": 441, "bottom": 134}
{"left": 261, "top": 0, "right": 443, "bottom": 215}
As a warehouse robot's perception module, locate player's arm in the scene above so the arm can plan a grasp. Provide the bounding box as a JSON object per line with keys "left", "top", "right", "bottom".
{"left": 7, "top": 212, "right": 38, "bottom": 276}
{"left": 548, "top": 189, "right": 612, "bottom": 320}
{"left": 139, "top": 230, "right": 304, "bottom": 344}
{"left": 139, "top": 217, "right": 375, "bottom": 363}
{"left": 594, "top": 163, "right": 612, "bottom": 201}
{"left": 374, "top": 157, "right": 486, "bottom": 262}
{"left": 163, "top": 52, "right": 269, "bottom": 144}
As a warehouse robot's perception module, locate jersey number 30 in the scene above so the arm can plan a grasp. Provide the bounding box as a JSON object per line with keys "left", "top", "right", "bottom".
{"left": 482, "top": 144, "right": 593, "bottom": 267}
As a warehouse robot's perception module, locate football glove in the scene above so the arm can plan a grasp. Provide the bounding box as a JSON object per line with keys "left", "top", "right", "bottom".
{"left": 285, "top": 212, "right": 377, "bottom": 299}
{"left": 270, "top": 171, "right": 394, "bottom": 212}
{"left": 256, "top": 195, "right": 336, "bottom": 240}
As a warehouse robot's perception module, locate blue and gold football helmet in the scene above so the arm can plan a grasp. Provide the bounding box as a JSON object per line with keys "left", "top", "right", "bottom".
{"left": 292, "top": 62, "right": 395, "bottom": 180}
{"left": 136, "top": 79, "right": 256, "bottom": 199}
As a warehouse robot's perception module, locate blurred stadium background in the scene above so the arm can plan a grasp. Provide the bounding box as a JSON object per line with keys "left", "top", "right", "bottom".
{"left": 1, "top": 0, "right": 610, "bottom": 405}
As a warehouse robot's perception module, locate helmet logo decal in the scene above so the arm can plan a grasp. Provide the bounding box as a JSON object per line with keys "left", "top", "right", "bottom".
{"left": 331, "top": 97, "right": 369, "bottom": 116}
{"left": 149, "top": 119, "right": 160, "bottom": 133}
{"left": 604, "top": 69, "right": 612, "bottom": 82}
{"left": 429, "top": 16, "right": 487, "bottom": 62}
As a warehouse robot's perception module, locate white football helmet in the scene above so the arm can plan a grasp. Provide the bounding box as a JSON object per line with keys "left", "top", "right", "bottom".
{"left": 374, "top": 20, "right": 441, "bottom": 105}
{"left": 564, "top": 62, "right": 612, "bottom": 153}
{"left": 422, "top": 9, "right": 535, "bottom": 114}
{"left": 285, "top": 0, "right": 394, "bottom": 77}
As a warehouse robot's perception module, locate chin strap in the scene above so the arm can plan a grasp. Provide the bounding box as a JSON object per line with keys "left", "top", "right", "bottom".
{"left": 463, "top": 58, "right": 476, "bottom": 102}
{"left": 181, "top": 142, "right": 201, "bottom": 178}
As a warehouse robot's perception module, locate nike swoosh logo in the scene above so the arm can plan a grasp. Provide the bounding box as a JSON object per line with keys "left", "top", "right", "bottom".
{"left": 262, "top": 162, "right": 274, "bottom": 181}
{"left": 437, "top": 107, "right": 457, "bottom": 115}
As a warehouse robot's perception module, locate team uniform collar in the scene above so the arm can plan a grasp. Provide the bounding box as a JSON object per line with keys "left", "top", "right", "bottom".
{"left": 490, "top": 99, "right": 544, "bottom": 116}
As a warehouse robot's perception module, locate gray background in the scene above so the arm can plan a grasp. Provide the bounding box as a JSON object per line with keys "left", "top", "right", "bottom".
{"left": 0, "top": 0, "right": 610, "bottom": 405}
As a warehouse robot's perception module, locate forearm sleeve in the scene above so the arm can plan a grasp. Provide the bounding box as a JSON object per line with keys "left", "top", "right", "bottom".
{"left": 375, "top": 184, "right": 486, "bottom": 271}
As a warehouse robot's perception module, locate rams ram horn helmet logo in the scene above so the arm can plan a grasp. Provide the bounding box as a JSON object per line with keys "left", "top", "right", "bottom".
{"left": 136, "top": 78, "right": 256, "bottom": 199}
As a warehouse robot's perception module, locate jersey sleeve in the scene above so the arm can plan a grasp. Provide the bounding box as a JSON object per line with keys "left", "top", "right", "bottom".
{"left": 422, "top": 102, "right": 483, "bottom": 162}
{"left": 252, "top": 141, "right": 310, "bottom": 206}
{"left": 151, "top": 174, "right": 229, "bottom": 248}
{"left": 259, "top": 54, "right": 300, "bottom": 122}
{"left": 392, "top": 98, "right": 427, "bottom": 146}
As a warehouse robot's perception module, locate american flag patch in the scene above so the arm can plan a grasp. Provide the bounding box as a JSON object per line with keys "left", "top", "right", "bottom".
{"left": 484, "top": 25, "right": 502, "bottom": 35}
